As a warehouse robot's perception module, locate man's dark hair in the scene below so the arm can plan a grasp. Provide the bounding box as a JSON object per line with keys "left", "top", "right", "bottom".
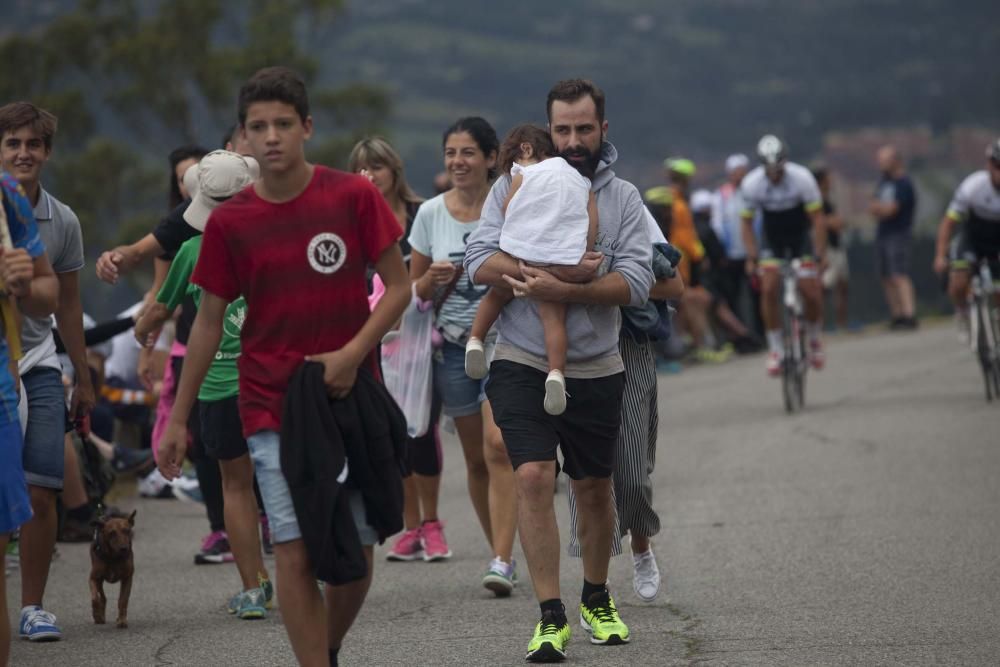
{"left": 238, "top": 66, "right": 309, "bottom": 126}
{"left": 0, "top": 102, "right": 58, "bottom": 150}
{"left": 546, "top": 79, "right": 605, "bottom": 123}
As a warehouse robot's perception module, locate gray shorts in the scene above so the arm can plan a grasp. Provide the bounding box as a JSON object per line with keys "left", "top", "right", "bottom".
{"left": 876, "top": 234, "right": 911, "bottom": 278}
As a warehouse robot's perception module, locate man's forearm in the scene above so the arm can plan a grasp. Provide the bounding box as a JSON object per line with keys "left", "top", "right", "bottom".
{"left": 935, "top": 218, "right": 955, "bottom": 259}
{"left": 649, "top": 274, "right": 684, "bottom": 300}
{"left": 741, "top": 219, "right": 758, "bottom": 258}
{"left": 563, "top": 272, "right": 631, "bottom": 306}
{"left": 473, "top": 251, "right": 523, "bottom": 288}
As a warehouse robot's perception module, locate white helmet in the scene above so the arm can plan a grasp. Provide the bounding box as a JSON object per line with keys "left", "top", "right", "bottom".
{"left": 756, "top": 135, "right": 787, "bottom": 167}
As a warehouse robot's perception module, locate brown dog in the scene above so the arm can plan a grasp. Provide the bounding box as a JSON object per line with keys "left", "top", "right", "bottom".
{"left": 89, "top": 510, "right": 136, "bottom": 629}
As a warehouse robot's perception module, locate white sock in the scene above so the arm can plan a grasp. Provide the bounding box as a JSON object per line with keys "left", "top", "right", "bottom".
{"left": 766, "top": 330, "right": 783, "bottom": 355}
{"left": 806, "top": 322, "right": 822, "bottom": 343}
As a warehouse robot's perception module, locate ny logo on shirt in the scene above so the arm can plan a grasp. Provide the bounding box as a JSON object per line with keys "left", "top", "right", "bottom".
{"left": 307, "top": 233, "right": 347, "bottom": 274}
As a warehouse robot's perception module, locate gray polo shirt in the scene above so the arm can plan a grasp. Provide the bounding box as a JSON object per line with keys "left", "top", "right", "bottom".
{"left": 20, "top": 187, "right": 84, "bottom": 365}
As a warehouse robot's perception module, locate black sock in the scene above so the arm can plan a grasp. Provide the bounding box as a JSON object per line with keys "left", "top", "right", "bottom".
{"left": 581, "top": 579, "right": 607, "bottom": 605}
{"left": 539, "top": 598, "right": 567, "bottom": 625}
{"left": 328, "top": 647, "right": 338, "bottom": 667}
{"left": 67, "top": 503, "right": 92, "bottom": 523}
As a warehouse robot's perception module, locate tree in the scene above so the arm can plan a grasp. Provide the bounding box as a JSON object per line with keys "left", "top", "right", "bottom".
{"left": 1, "top": 0, "right": 390, "bottom": 274}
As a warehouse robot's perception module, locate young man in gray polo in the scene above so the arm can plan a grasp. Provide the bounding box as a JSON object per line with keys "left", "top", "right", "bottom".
{"left": 0, "top": 101, "right": 91, "bottom": 642}
{"left": 465, "top": 79, "right": 653, "bottom": 662}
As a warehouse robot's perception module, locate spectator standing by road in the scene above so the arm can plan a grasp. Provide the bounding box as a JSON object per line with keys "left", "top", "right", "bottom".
{"left": 870, "top": 146, "right": 918, "bottom": 331}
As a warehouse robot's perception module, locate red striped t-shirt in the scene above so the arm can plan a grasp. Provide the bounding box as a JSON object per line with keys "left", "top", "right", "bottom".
{"left": 192, "top": 166, "right": 401, "bottom": 437}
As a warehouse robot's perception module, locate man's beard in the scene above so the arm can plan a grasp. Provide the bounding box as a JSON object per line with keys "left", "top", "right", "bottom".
{"left": 560, "top": 144, "right": 602, "bottom": 179}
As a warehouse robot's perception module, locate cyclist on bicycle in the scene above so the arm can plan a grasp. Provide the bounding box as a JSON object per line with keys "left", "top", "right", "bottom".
{"left": 933, "top": 139, "right": 1000, "bottom": 342}
{"left": 741, "top": 135, "right": 828, "bottom": 377}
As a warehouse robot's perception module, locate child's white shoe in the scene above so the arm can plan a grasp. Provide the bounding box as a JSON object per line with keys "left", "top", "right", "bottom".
{"left": 465, "top": 337, "right": 488, "bottom": 379}
{"left": 543, "top": 370, "right": 567, "bottom": 416}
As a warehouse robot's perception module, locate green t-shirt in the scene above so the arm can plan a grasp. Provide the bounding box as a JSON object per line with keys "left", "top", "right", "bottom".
{"left": 156, "top": 236, "right": 245, "bottom": 402}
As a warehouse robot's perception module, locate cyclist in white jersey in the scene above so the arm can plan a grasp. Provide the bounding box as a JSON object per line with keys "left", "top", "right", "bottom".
{"left": 933, "top": 139, "right": 1000, "bottom": 339}
{"left": 740, "top": 135, "right": 828, "bottom": 377}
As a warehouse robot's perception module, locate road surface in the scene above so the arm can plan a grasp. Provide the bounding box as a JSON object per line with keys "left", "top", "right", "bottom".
{"left": 7, "top": 323, "right": 999, "bottom": 666}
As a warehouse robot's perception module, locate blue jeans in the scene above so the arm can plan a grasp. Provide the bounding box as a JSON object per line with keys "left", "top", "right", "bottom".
{"left": 246, "top": 430, "right": 377, "bottom": 546}
{"left": 21, "top": 367, "right": 66, "bottom": 490}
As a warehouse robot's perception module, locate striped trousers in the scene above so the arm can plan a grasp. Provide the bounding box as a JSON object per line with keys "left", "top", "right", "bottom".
{"left": 567, "top": 334, "right": 660, "bottom": 557}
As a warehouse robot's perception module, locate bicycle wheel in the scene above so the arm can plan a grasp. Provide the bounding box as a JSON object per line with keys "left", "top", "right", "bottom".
{"left": 986, "top": 301, "right": 1000, "bottom": 400}
{"left": 976, "top": 299, "right": 994, "bottom": 402}
{"left": 781, "top": 304, "right": 797, "bottom": 413}
{"left": 796, "top": 313, "right": 808, "bottom": 408}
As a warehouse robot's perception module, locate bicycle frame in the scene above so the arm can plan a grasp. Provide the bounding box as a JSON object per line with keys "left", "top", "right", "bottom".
{"left": 781, "top": 258, "right": 808, "bottom": 413}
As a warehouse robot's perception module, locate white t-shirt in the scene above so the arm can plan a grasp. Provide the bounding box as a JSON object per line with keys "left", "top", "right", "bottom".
{"left": 408, "top": 194, "right": 490, "bottom": 340}
{"left": 499, "top": 158, "right": 591, "bottom": 266}
{"left": 104, "top": 303, "right": 170, "bottom": 386}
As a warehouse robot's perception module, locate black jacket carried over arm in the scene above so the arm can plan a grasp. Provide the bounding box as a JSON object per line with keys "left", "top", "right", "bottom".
{"left": 281, "top": 362, "right": 407, "bottom": 585}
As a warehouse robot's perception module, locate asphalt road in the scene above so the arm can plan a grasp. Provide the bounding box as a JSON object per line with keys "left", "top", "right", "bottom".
{"left": 7, "top": 323, "right": 999, "bottom": 666}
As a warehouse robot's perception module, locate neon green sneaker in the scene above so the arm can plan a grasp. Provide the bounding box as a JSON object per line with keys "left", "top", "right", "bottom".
{"left": 526, "top": 611, "right": 570, "bottom": 662}
{"left": 579, "top": 591, "right": 630, "bottom": 645}
{"left": 259, "top": 574, "right": 274, "bottom": 610}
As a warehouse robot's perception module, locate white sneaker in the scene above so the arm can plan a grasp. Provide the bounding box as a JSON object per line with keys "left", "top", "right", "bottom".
{"left": 632, "top": 548, "right": 660, "bottom": 602}
{"left": 956, "top": 314, "right": 971, "bottom": 346}
{"left": 465, "top": 337, "right": 488, "bottom": 379}
{"left": 543, "top": 370, "right": 567, "bottom": 416}
{"left": 138, "top": 468, "right": 170, "bottom": 498}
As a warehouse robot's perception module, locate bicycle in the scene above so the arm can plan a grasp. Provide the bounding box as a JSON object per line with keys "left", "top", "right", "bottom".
{"left": 968, "top": 256, "right": 1000, "bottom": 402}
{"left": 780, "top": 256, "right": 808, "bottom": 413}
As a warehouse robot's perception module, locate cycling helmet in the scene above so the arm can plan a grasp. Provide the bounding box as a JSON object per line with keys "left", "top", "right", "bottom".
{"left": 987, "top": 138, "right": 1000, "bottom": 163}
{"left": 757, "top": 135, "right": 787, "bottom": 167}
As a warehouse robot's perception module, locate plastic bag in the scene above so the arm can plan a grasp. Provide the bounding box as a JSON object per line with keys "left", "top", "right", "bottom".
{"left": 380, "top": 285, "right": 434, "bottom": 438}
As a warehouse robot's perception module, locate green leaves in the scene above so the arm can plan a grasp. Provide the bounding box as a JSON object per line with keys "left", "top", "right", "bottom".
{"left": 2, "top": 0, "right": 389, "bottom": 272}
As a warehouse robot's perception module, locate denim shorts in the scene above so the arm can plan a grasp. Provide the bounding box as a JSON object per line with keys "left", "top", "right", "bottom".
{"left": 433, "top": 340, "right": 489, "bottom": 418}
{"left": 21, "top": 367, "right": 67, "bottom": 489}
{"left": 246, "top": 430, "right": 377, "bottom": 546}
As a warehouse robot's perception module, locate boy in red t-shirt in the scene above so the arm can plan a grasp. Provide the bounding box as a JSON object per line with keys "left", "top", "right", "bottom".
{"left": 157, "top": 67, "right": 410, "bottom": 666}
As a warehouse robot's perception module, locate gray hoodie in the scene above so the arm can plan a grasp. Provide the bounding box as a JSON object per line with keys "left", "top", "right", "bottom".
{"left": 464, "top": 141, "right": 653, "bottom": 375}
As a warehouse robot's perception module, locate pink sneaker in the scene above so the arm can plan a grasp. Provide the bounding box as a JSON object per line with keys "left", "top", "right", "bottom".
{"left": 420, "top": 520, "right": 452, "bottom": 562}
{"left": 385, "top": 527, "right": 423, "bottom": 562}
{"left": 809, "top": 339, "right": 826, "bottom": 370}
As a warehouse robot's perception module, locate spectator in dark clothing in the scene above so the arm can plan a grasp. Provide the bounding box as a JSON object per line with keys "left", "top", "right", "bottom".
{"left": 870, "top": 146, "right": 918, "bottom": 330}
{"left": 691, "top": 191, "right": 762, "bottom": 355}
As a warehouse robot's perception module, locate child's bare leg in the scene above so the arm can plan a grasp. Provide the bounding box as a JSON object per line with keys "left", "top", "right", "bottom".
{"left": 466, "top": 287, "right": 513, "bottom": 379}
{"left": 538, "top": 300, "right": 569, "bottom": 416}
{"left": 537, "top": 301, "right": 568, "bottom": 373}
{"left": 470, "top": 287, "right": 513, "bottom": 343}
